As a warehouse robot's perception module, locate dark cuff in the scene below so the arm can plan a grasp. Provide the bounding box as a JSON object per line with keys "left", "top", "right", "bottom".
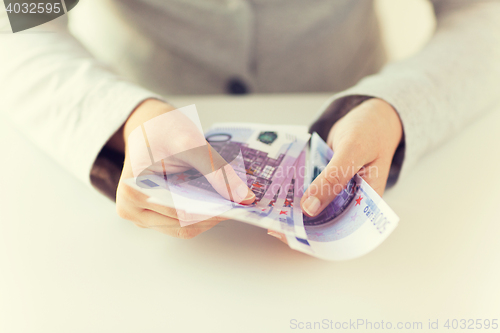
{"left": 90, "top": 146, "right": 125, "bottom": 202}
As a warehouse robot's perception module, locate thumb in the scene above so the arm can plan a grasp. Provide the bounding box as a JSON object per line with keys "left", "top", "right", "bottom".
{"left": 180, "top": 143, "right": 256, "bottom": 205}
{"left": 357, "top": 158, "right": 391, "bottom": 198}
{"left": 301, "top": 146, "right": 366, "bottom": 217}
{"left": 205, "top": 163, "right": 256, "bottom": 205}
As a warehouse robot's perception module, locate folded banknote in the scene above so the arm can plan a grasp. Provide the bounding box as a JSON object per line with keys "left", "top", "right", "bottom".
{"left": 124, "top": 124, "right": 399, "bottom": 260}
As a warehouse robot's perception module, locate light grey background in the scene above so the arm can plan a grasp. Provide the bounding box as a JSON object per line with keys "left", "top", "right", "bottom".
{"left": 1, "top": 1, "right": 499, "bottom": 332}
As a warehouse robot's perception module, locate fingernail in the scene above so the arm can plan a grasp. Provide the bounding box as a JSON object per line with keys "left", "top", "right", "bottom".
{"left": 302, "top": 196, "right": 321, "bottom": 216}
{"left": 245, "top": 189, "right": 255, "bottom": 201}
{"left": 237, "top": 184, "right": 255, "bottom": 201}
{"left": 267, "top": 230, "right": 282, "bottom": 240}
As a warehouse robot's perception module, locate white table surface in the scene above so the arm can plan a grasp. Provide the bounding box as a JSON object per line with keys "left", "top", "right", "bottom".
{"left": 1, "top": 94, "right": 499, "bottom": 333}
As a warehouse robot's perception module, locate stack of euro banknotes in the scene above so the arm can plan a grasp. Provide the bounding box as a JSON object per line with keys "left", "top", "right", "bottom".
{"left": 125, "top": 118, "right": 399, "bottom": 260}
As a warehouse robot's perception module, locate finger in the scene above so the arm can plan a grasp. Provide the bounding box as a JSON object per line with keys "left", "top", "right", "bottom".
{"left": 117, "top": 181, "right": 181, "bottom": 222}
{"left": 151, "top": 143, "right": 255, "bottom": 205}
{"left": 144, "top": 201, "right": 179, "bottom": 219}
{"left": 117, "top": 184, "right": 224, "bottom": 235}
{"left": 117, "top": 181, "right": 151, "bottom": 210}
{"left": 357, "top": 157, "right": 392, "bottom": 197}
{"left": 120, "top": 152, "right": 236, "bottom": 231}
{"left": 267, "top": 229, "right": 288, "bottom": 245}
{"left": 301, "top": 145, "right": 367, "bottom": 217}
{"left": 121, "top": 180, "right": 228, "bottom": 225}
{"left": 143, "top": 193, "right": 231, "bottom": 224}
{"left": 180, "top": 143, "right": 256, "bottom": 205}
{"left": 178, "top": 211, "right": 229, "bottom": 225}
{"left": 205, "top": 163, "right": 256, "bottom": 205}
{"left": 138, "top": 209, "right": 221, "bottom": 239}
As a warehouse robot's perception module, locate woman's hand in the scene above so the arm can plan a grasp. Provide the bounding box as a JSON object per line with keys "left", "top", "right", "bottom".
{"left": 300, "top": 98, "right": 403, "bottom": 217}
{"left": 268, "top": 98, "right": 403, "bottom": 244}
{"left": 115, "top": 99, "right": 255, "bottom": 239}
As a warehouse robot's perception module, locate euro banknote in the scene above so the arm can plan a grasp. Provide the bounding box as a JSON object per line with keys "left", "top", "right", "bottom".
{"left": 126, "top": 122, "right": 310, "bottom": 229}
{"left": 124, "top": 125, "right": 399, "bottom": 260}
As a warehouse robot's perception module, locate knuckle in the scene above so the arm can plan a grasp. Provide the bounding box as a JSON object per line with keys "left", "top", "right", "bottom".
{"left": 322, "top": 172, "right": 344, "bottom": 196}
{"left": 323, "top": 168, "right": 342, "bottom": 188}
{"left": 176, "top": 227, "right": 197, "bottom": 240}
{"left": 327, "top": 174, "right": 342, "bottom": 188}
{"left": 211, "top": 167, "right": 226, "bottom": 184}
{"left": 116, "top": 205, "right": 131, "bottom": 220}
{"left": 164, "top": 207, "right": 178, "bottom": 219}
{"left": 173, "top": 134, "right": 198, "bottom": 152}
{"left": 134, "top": 222, "right": 147, "bottom": 229}
{"left": 223, "top": 168, "right": 240, "bottom": 186}
{"left": 120, "top": 182, "right": 138, "bottom": 199}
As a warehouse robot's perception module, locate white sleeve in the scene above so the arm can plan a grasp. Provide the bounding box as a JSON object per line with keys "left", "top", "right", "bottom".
{"left": 311, "top": 0, "right": 500, "bottom": 184}
{"left": 0, "top": 11, "right": 159, "bottom": 188}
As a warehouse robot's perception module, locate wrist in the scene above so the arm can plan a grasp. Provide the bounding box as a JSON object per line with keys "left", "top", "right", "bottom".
{"left": 104, "top": 99, "right": 175, "bottom": 155}
{"left": 123, "top": 99, "right": 176, "bottom": 145}
{"left": 370, "top": 98, "right": 403, "bottom": 148}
